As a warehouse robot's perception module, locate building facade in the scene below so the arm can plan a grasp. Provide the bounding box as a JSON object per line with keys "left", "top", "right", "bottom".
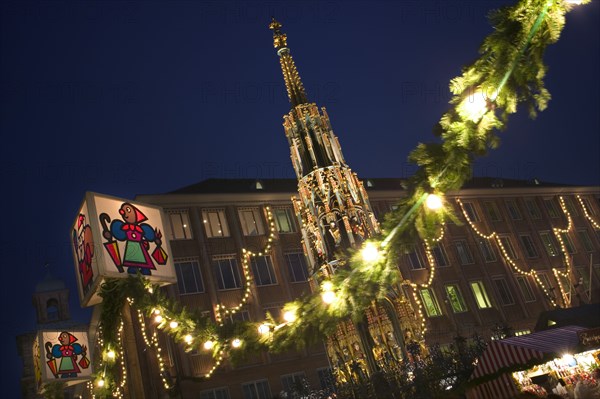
{"left": 132, "top": 19, "right": 600, "bottom": 399}
{"left": 137, "top": 177, "right": 600, "bottom": 398}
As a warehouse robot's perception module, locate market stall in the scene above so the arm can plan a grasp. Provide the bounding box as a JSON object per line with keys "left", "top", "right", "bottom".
{"left": 467, "top": 325, "right": 600, "bottom": 399}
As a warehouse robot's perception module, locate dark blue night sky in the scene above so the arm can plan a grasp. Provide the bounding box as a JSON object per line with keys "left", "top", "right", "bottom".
{"left": 1, "top": 1, "right": 598, "bottom": 395}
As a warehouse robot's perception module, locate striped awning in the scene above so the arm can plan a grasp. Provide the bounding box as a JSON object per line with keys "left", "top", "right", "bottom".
{"left": 467, "top": 326, "right": 589, "bottom": 399}
{"left": 472, "top": 325, "right": 587, "bottom": 380}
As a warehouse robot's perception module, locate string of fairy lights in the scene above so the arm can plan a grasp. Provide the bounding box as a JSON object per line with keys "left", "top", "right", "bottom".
{"left": 86, "top": 1, "right": 594, "bottom": 396}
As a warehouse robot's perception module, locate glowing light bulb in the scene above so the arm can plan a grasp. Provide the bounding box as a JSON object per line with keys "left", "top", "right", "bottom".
{"left": 203, "top": 340, "right": 214, "bottom": 350}
{"left": 258, "top": 324, "right": 270, "bottom": 335}
{"left": 322, "top": 291, "right": 337, "bottom": 304}
{"left": 106, "top": 350, "right": 115, "bottom": 359}
{"left": 154, "top": 315, "right": 163, "bottom": 323}
{"left": 322, "top": 281, "right": 333, "bottom": 292}
{"left": 426, "top": 194, "right": 443, "bottom": 210}
{"left": 97, "top": 379, "right": 105, "bottom": 388}
{"left": 153, "top": 309, "right": 160, "bottom": 315}
{"left": 184, "top": 334, "right": 193, "bottom": 344}
{"left": 361, "top": 242, "right": 380, "bottom": 263}
{"left": 169, "top": 321, "right": 179, "bottom": 329}
{"left": 460, "top": 90, "right": 490, "bottom": 121}
{"left": 231, "top": 338, "right": 242, "bottom": 348}
{"left": 283, "top": 310, "right": 297, "bottom": 323}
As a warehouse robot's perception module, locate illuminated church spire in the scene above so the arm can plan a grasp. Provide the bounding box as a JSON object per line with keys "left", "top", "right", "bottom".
{"left": 269, "top": 19, "right": 418, "bottom": 375}
{"left": 269, "top": 18, "right": 309, "bottom": 107}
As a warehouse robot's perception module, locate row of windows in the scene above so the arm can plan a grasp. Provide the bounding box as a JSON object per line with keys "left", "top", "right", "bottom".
{"left": 419, "top": 277, "right": 535, "bottom": 317}
{"left": 462, "top": 196, "right": 596, "bottom": 224}
{"left": 167, "top": 207, "right": 297, "bottom": 240}
{"left": 175, "top": 254, "right": 310, "bottom": 294}
{"left": 199, "top": 368, "right": 332, "bottom": 399}
{"left": 417, "top": 268, "right": 598, "bottom": 317}
{"left": 405, "top": 229, "right": 597, "bottom": 270}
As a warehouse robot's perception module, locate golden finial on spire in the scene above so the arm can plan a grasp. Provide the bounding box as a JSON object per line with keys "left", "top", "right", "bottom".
{"left": 269, "top": 17, "right": 308, "bottom": 106}
{"left": 269, "top": 17, "right": 288, "bottom": 49}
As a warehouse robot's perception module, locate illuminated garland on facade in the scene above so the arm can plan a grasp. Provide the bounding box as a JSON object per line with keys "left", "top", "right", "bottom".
{"left": 577, "top": 194, "right": 600, "bottom": 230}
{"left": 88, "top": 2, "right": 593, "bottom": 396}
{"left": 215, "top": 206, "right": 277, "bottom": 324}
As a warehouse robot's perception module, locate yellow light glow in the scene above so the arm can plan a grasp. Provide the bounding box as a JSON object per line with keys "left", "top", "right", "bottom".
{"left": 321, "top": 290, "right": 337, "bottom": 304}
{"left": 283, "top": 310, "right": 297, "bottom": 323}
{"left": 460, "top": 90, "right": 489, "bottom": 121}
{"left": 322, "top": 281, "right": 334, "bottom": 292}
{"left": 565, "top": 0, "right": 583, "bottom": 4}
{"left": 97, "top": 379, "right": 105, "bottom": 388}
{"left": 258, "top": 324, "right": 270, "bottom": 335}
{"left": 154, "top": 315, "right": 163, "bottom": 323}
{"left": 107, "top": 350, "right": 116, "bottom": 359}
{"left": 169, "top": 321, "right": 178, "bottom": 329}
{"left": 232, "top": 338, "right": 242, "bottom": 348}
{"left": 425, "top": 193, "right": 443, "bottom": 210}
{"left": 561, "top": 354, "right": 575, "bottom": 363}
{"left": 184, "top": 334, "right": 193, "bottom": 344}
{"left": 361, "top": 242, "right": 380, "bottom": 263}
{"left": 153, "top": 309, "right": 160, "bottom": 315}
{"left": 203, "top": 340, "right": 214, "bottom": 350}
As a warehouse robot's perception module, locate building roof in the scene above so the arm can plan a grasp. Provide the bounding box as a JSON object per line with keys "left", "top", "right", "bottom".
{"left": 35, "top": 271, "right": 66, "bottom": 293}
{"left": 168, "top": 177, "right": 569, "bottom": 195}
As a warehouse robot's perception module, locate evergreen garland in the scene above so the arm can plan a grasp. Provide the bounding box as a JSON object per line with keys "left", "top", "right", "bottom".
{"left": 90, "top": 1, "right": 591, "bottom": 396}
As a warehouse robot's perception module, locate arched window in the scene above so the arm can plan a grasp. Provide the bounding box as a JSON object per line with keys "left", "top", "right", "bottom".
{"left": 46, "top": 298, "right": 59, "bottom": 321}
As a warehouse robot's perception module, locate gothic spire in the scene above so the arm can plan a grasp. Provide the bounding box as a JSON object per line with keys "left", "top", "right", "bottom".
{"left": 269, "top": 18, "right": 309, "bottom": 107}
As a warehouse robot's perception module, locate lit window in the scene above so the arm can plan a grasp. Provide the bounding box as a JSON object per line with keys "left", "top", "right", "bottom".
{"left": 544, "top": 198, "right": 560, "bottom": 218}
{"left": 242, "top": 380, "right": 271, "bottom": 399}
{"left": 213, "top": 256, "right": 242, "bottom": 290}
{"left": 167, "top": 209, "right": 192, "bottom": 240}
{"left": 492, "top": 278, "right": 515, "bottom": 306}
{"left": 175, "top": 259, "right": 204, "bottom": 294}
{"left": 484, "top": 201, "right": 502, "bottom": 222}
{"left": 202, "top": 209, "right": 230, "bottom": 238}
{"left": 539, "top": 232, "right": 558, "bottom": 257}
{"left": 505, "top": 200, "right": 522, "bottom": 220}
{"left": 419, "top": 288, "right": 442, "bottom": 317}
{"left": 499, "top": 236, "right": 518, "bottom": 260}
{"left": 470, "top": 281, "right": 493, "bottom": 309}
{"left": 515, "top": 276, "right": 536, "bottom": 302}
{"left": 430, "top": 243, "right": 449, "bottom": 267}
{"left": 281, "top": 372, "right": 306, "bottom": 394}
{"left": 524, "top": 199, "right": 541, "bottom": 220}
{"left": 575, "top": 268, "right": 591, "bottom": 296}
{"left": 238, "top": 208, "right": 265, "bottom": 236}
{"left": 454, "top": 240, "right": 474, "bottom": 265}
{"left": 462, "top": 202, "right": 480, "bottom": 222}
{"left": 577, "top": 230, "right": 595, "bottom": 252}
{"left": 445, "top": 284, "right": 468, "bottom": 313}
{"left": 285, "top": 253, "right": 309, "bottom": 282}
{"left": 406, "top": 245, "right": 425, "bottom": 270}
{"left": 200, "top": 387, "right": 230, "bottom": 399}
{"left": 519, "top": 235, "right": 539, "bottom": 258}
{"left": 250, "top": 256, "right": 277, "bottom": 286}
{"left": 478, "top": 239, "right": 497, "bottom": 262}
{"left": 559, "top": 232, "right": 576, "bottom": 254}
{"left": 273, "top": 208, "right": 296, "bottom": 233}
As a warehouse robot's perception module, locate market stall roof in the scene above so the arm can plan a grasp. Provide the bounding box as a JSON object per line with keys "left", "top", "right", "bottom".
{"left": 471, "top": 325, "right": 589, "bottom": 382}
